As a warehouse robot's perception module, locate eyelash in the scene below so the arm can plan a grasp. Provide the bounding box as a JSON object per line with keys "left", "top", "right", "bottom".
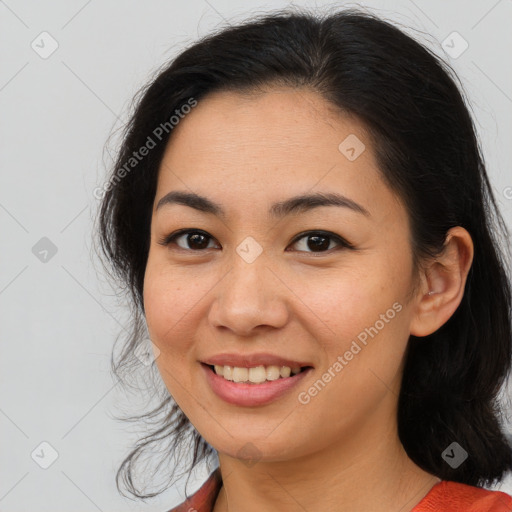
{"left": 157, "top": 229, "right": 355, "bottom": 254}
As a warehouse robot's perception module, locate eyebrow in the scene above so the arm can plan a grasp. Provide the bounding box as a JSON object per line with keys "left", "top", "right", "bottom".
{"left": 155, "top": 190, "right": 370, "bottom": 218}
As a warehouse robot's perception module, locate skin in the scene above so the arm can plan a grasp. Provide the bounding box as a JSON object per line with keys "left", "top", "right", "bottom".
{"left": 143, "top": 86, "right": 474, "bottom": 512}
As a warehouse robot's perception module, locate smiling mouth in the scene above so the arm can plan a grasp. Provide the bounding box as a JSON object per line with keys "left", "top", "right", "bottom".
{"left": 205, "top": 363, "right": 312, "bottom": 384}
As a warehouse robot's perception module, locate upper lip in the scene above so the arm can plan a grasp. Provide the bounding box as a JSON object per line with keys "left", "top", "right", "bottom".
{"left": 201, "top": 353, "right": 313, "bottom": 369}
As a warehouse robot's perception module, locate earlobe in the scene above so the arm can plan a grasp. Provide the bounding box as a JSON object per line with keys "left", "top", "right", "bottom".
{"left": 409, "top": 227, "right": 474, "bottom": 337}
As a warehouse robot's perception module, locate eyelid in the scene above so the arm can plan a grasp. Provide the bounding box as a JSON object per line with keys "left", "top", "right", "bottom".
{"left": 157, "top": 228, "right": 219, "bottom": 250}
{"left": 157, "top": 229, "right": 355, "bottom": 253}
{"left": 288, "top": 230, "right": 355, "bottom": 251}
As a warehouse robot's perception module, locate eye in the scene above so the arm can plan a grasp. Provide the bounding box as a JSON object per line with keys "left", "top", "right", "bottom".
{"left": 287, "top": 231, "right": 354, "bottom": 253}
{"left": 158, "top": 229, "right": 354, "bottom": 254}
{"left": 158, "top": 229, "right": 218, "bottom": 251}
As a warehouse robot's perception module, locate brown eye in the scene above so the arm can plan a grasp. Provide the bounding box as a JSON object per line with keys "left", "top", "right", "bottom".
{"left": 288, "top": 231, "right": 354, "bottom": 253}
{"left": 158, "top": 229, "right": 354, "bottom": 254}
{"left": 158, "top": 229, "right": 218, "bottom": 251}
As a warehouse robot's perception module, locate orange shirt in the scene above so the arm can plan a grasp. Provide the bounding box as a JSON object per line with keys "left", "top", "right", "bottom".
{"left": 166, "top": 468, "right": 512, "bottom": 512}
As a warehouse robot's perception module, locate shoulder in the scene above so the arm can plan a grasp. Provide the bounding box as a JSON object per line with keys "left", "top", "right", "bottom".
{"left": 412, "top": 480, "right": 512, "bottom": 512}
{"left": 164, "top": 473, "right": 512, "bottom": 512}
{"left": 165, "top": 468, "right": 223, "bottom": 512}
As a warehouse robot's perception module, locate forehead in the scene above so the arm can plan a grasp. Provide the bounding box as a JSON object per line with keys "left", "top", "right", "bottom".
{"left": 155, "top": 87, "right": 403, "bottom": 225}
{"left": 165, "top": 86, "right": 365, "bottom": 157}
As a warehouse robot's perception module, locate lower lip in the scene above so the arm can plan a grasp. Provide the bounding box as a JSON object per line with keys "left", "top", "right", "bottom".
{"left": 201, "top": 363, "right": 313, "bottom": 407}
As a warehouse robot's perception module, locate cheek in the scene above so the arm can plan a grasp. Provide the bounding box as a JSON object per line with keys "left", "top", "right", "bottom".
{"left": 296, "top": 279, "right": 410, "bottom": 433}
{"left": 143, "top": 264, "right": 170, "bottom": 339}
{"left": 297, "top": 257, "right": 413, "bottom": 405}
{"left": 143, "top": 260, "right": 199, "bottom": 411}
{"left": 142, "top": 253, "right": 219, "bottom": 365}
{"left": 297, "top": 260, "right": 409, "bottom": 348}
{"left": 143, "top": 257, "right": 190, "bottom": 359}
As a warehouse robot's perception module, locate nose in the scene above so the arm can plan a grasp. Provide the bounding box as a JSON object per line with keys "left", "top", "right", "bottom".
{"left": 207, "top": 250, "right": 290, "bottom": 336}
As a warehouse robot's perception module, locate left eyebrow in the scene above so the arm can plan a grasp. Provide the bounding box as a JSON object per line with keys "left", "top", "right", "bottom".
{"left": 155, "top": 190, "right": 371, "bottom": 219}
{"left": 269, "top": 191, "right": 371, "bottom": 218}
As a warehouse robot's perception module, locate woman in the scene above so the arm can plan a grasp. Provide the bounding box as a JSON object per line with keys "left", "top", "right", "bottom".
{"left": 96, "top": 6, "right": 512, "bottom": 511}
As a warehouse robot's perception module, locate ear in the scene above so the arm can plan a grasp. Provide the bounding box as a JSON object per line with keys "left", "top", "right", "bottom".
{"left": 409, "top": 226, "right": 474, "bottom": 337}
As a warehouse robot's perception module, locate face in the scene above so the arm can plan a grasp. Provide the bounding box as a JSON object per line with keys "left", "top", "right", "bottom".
{"left": 143, "top": 87, "right": 419, "bottom": 464}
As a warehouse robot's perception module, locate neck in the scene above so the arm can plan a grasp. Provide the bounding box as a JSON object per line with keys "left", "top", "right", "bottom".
{"left": 212, "top": 409, "right": 439, "bottom": 512}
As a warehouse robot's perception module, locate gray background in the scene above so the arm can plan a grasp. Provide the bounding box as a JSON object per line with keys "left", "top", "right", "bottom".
{"left": 1, "top": 0, "right": 511, "bottom": 510}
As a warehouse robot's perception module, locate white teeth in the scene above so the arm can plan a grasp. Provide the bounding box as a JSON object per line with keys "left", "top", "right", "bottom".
{"left": 280, "top": 366, "right": 291, "bottom": 378}
{"left": 233, "top": 367, "right": 248, "bottom": 382}
{"left": 212, "top": 364, "right": 304, "bottom": 383}
{"left": 266, "top": 366, "right": 281, "bottom": 381}
{"left": 249, "top": 366, "right": 267, "bottom": 383}
{"left": 224, "top": 366, "right": 233, "bottom": 380}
